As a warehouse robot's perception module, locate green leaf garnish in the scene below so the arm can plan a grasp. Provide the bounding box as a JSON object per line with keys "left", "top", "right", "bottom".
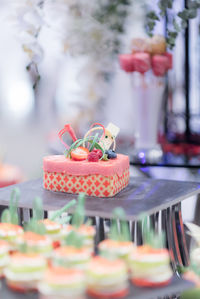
{"left": 32, "top": 196, "right": 44, "bottom": 221}
{"left": 72, "top": 193, "right": 85, "bottom": 228}
{"left": 24, "top": 219, "right": 46, "bottom": 235}
{"left": 1, "top": 188, "right": 20, "bottom": 225}
{"left": 65, "top": 230, "right": 84, "bottom": 248}
{"left": 24, "top": 197, "right": 46, "bottom": 235}
{"left": 140, "top": 214, "right": 166, "bottom": 249}
{"left": 18, "top": 242, "right": 28, "bottom": 254}
{"left": 89, "top": 133, "right": 98, "bottom": 152}
{"left": 109, "top": 207, "right": 130, "bottom": 242}
{"left": 49, "top": 199, "right": 76, "bottom": 222}
{"left": 102, "top": 154, "right": 109, "bottom": 161}
{"left": 1, "top": 209, "right": 12, "bottom": 224}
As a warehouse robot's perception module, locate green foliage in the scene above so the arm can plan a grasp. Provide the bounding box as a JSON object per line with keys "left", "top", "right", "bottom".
{"left": 94, "top": 0, "right": 131, "bottom": 53}
{"left": 1, "top": 188, "right": 20, "bottom": 225}
{"left": 146, "top": 0, "right": 200, "bottom": 48}
{"left": 109, "top": 207, "right": 130, "bottom": 242}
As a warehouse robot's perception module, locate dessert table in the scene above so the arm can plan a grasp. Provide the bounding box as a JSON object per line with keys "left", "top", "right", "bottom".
{"left": 0, "top": 176, "right": 199, "bottom": 273}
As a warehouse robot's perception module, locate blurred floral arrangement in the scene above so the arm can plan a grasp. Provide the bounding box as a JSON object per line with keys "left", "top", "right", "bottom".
{"left": 146, "top": 0, "right": 200, "bottom": 48}
{"left": 6, "top": 0, "right": 132, "bottom": 125}
{"left": 7, "top": 0, "right": 44, "bottom": 89}
{"left": 6, "top": 0, "right": 200, "bottom": 126}
{"left": 43, "top": 0, "right": 131, "bottom": 124}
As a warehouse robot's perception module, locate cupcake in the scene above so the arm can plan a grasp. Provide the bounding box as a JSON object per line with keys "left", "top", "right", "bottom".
{"left": 61, "top": 193, "right": 95, "bottom": 253}
{"left": 129, "top": 245, "right": 173, "bottom": 287}
{"left": 98, "top": 207, "right": 133, "bottom": 264}
{"left": 38, "top": 267, "right": 86, "bottom": 299}
{"left": 98, "top": 239, "right": 134, "bottom": 263}
{"left": 0, "top": 240, "right": 10, "bottom": 277}
{"left": 5, "top": 252, "right": 47, "bottom": 292}
{"left": 52, "top": 245, "right": 91, "bottom": 271}
{"left": 16, "top": 231, "right": 53, "bottom": 257}
{"left": 87, "top": 256, "right": 129, "bottom": 298}
{"left": 62, "top": 224, "right": 95, "bottom": 253}
{"left": 40, "top": 219, "right": 62, "bottom": 248}
{"left": 0, "top": 223, "right": 23, "bottom": 250}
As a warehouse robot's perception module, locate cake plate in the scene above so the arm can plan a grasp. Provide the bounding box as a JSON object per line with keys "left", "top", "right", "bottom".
{"left": 0, "top": 276, "right": 194, "bottom": 299}
{"left": 0, "top": 177, "right": 199, "bottom": 272}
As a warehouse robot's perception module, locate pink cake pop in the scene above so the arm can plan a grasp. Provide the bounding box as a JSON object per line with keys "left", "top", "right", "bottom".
{"left": 119, "top": 54, "right": 135, "bottom": 73}
{"left": 152, "top": 55, "right": 168, "bottom": 77}
{"left": 132, "top": 53, "right": 151, "bottom": 74}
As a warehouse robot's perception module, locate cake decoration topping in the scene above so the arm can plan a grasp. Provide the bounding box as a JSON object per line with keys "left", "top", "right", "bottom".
{"left": 58, "top": 124, "right": 77, "bottom": 149}
{"left": 58, "top": 122, "right": 119, "bottom": 162}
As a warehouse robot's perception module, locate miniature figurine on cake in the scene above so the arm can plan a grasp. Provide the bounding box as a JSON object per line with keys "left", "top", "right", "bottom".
{"left": 43, "top": 123, "right": 129, "bottom": 197}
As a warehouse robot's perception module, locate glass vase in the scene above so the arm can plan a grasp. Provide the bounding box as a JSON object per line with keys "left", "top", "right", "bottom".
{"left": 131, "top": 73, "right": 165, "bottom": 163}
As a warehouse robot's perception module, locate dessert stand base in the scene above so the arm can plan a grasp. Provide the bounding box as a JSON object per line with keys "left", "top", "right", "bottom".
{"left": 0, "top": 276, "right": 194, "bottom": 299}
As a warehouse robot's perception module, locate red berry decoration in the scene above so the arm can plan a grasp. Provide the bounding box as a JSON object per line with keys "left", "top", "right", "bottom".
{"left": 92, "top": 148, "right": 103, "bottom": 159}
{"left": 88, "top": 151, "right": 99, "bottom": 162}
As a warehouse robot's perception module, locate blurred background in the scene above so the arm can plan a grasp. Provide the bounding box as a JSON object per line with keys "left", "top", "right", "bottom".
{"left": 1, "top": 0, "right": 200, "bottom": 220}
